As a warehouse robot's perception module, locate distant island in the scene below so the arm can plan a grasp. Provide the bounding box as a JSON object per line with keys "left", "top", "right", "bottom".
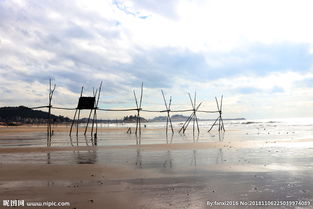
{"left": 0, "top": 106, "right": 70, "bottom": 126}
{"left": 149, "top": 114, "right": 245, "bottom": 122}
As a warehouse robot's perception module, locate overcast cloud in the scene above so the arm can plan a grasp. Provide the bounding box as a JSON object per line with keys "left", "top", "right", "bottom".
{"left": 1, "top": 0, "right": 313, "bottom": 119}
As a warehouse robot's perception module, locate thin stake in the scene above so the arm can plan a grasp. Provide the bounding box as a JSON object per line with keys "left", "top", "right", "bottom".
{"left": 133, "top": 90, "right": 139, "bottom": 135}
{"left": 69, "top": 109, "right": 78, "bottom": 136}
{"left": 84, "top": 89, "right": 98, "bottom": 135}
{"left": 139, "top": 83, "right": 143, "bottom": 135}
{"left": 188, "top": 93, "right": 194, "bottom": 109}
{"left": 76, "top": 109, "right": 81, "bottom": 136}
{"left": 95, "top": 82, "right": 102, "bottom": 137}
{"left": 182, "top": 113, "right": 194, "bottom": 133}
{"left": 166, "top": 117, "right": 169, "bottom": 136}
{"left": 208, "top": 117, "right": 219, "bottom": 132}
{"left": 168, "top": 96, "right": 174, "bottom": 133}
{"left": 47, "top": 79, "right": 55, "bottom": 146}
{"left": 179, "top": 112, "right": 193, "bottom": 133}
{"left": 91, "top": 82, "right": 102, "bottom": 137}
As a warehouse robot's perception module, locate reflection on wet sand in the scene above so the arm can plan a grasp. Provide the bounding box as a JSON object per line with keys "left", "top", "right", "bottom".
{"left": 136, "top": 135, "right": 141, "bottom": 145}
{"left": 69, "top": 135, "right": 95, "bottom": 147}
{"left": 131, "top": 147, "right": 227, "bottom": 170}
{"left": 163, "top": 150, "right": 173, "bottom": 168}
{"left": 135, "top": 148, "right": 142, "bottom": 168}
{"left": 216, "top": 148, "right": 224, "bottom": 164}
{"left": 191, "top": 150, "right": 197, "bottom": 166}
{"left": 218, "top": 130, "right": 225, "bottom": 141}
{"left": 73, "top": 150, "right": 97, "bottom": 164}
{"left": 47, "top": 152, "right": 51, "bottom": 164}
{"left": 166, "top": 133, "right": 174, "bottom": 144}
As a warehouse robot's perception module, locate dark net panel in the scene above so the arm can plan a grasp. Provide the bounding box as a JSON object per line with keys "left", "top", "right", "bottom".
{"left": 77, "top": 97, "right": 96, "bottom": 109}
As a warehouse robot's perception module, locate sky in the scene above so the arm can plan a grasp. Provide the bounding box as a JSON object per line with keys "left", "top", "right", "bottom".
{"left": 1, "top": 0, "right": 313, "bottom": 120}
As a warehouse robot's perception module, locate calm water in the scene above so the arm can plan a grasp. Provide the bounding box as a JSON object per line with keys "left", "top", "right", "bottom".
{"left": 1, "top": 118, "right": 313, "bottom": 147}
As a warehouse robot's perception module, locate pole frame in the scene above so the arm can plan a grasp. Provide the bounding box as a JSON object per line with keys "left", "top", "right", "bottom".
{"left": 179, "top": 92, "right": 201, "bottom": 134}
{"left": 208, "top": 95, "right": 225, "bottom": 133}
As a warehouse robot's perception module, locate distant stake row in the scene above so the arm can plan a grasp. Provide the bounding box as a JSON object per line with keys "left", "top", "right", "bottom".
{"left": 32, "top": 80, "right": 226, "bottom": 146}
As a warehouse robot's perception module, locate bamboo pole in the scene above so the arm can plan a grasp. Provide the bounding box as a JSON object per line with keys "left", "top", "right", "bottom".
{"left": 69, "top": 109, "right": 77, "bottom": 136}
{"left": 91, "top": 82, "right": 102, "bottom": 138}
{"left": 133, "top": 83, "right": 143, "bottom": 136}
{"left": 75, "top": 87, "right": 84, "bottom": 136}
{"left": 179, "top": 112, "right": 193, "bottom": 133}
{"left": 168, "top": 96, "right": 174, "bottom": 133}
{"left": 139, "top": 82, "right": 143, "bottom": 135}
{"left": 47, "top": 79, "right": 55, "bottom": 146}
{"left": 133, "top": 90, "right": 139, "bottom": 135}
{"left": 84, "top": 89, "right": 97, "bottom": 135}
{"left": 95, "top": 82, "right": 102, "bottom": 138}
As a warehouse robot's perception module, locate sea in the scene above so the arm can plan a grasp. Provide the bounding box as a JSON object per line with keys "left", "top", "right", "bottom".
{"left": 2, "top": 118, "right": 313, "bottom": 147}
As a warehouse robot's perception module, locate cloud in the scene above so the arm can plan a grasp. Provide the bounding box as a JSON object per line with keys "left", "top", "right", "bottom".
{"left": 1, "top": 0, "right": 313, "bottom": 119}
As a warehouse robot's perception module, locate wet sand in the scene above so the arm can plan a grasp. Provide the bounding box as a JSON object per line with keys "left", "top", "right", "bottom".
{"left": 1, "top": 126, "right": 313, "bottom": 209}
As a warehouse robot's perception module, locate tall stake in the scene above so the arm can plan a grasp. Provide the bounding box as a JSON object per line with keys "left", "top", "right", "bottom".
{"left": 69, "top": 109, "right": 78, "bottom": 136}
{"left": 91, "top": 82, "right": 102, "bottom": 138}
{"left": 47, "top": 79, "right": 56, "bottom": 146}
{"left": 76, "top": 87, "right": 84, "bottom": 136}
{"left": 139, "top": 82, "right": 143, "bottom": 135}
{"left": 133, "top": 90, "right": 139, "bottom": 135}
{"left": 134, "top": 83, "right": 143, "bottom": 136}
{"left": 84, "top": 89, "right": 97, "bottom": 135}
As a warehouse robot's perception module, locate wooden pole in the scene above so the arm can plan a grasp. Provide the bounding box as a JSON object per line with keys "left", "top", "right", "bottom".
{"left": 84, "top": 109, "right": 93, "bottom": 135}
{"left": 168, "top": 96, "right": 174, "bottom": 133}
{"left": 208, "top": 117, "right": 219, "bottom": 132}
{"left": 220, "top": 95, "right": 225, "bottom": 132}
{"left": 47, "top": 79, "right": 51, "bottom": 146}
{"left": 69, "top": 109, "right": 77, "bottom": 136}
{"left": 133, "top": 90, "right": 139, "bottom": 135}
{"left": 47, "top": 79, "right": 55, "bottom": 146}
{"left": 84, "top": 89, "right": 97, "bottom": 135}
{"left": 91, "top": 82, "right": 102, "bottom": 138}
{"left": 75, "top": 87, "right": 84, "bottom": 136}
{"left": 182, "top": 113, "right": 194, "bottom": 133}
{"left": 95, "top": 82, "right": 102, "bottom": 138}
{"left": 76, "top": 109, "right": 80, "bottom": 136}
{"left": 179, "top": 112, "right": 193, "bottom": 133}
{"left": 133, "top": 83, "right": 143, "bottom": 136}
{"left": 138, "top": 82, "right": 143, "bottom": 135}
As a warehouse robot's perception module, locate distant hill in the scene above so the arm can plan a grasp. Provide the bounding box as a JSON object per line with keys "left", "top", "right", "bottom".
{"left": 0, "top": 106, "right": 70, "bottom": 125}
{"left": 149, "top": 114, "right": 189, "bottom": 122}
{"left": 122, "top": 115, "right": 147, "bottom": 123}
{"left": 149, "top": 114, "right": 245, "bottom": 122}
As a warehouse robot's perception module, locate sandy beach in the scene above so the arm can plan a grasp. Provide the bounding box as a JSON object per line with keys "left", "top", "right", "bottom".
{"left": 1, "top": 125, "right": 313, "bottom": 209}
